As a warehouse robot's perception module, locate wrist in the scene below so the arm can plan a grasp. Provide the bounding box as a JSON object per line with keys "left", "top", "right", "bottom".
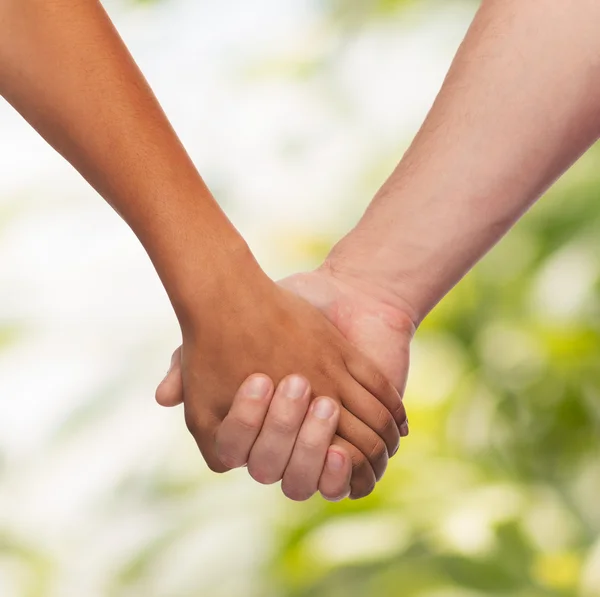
{"left": 168, "top": 234, "right": 270, "bottom": 332}
{"left": 322, "top": 241, "right": 422, "bottom": 330}
{"left": 324, "top": 232, "right": 432, "bottom": 329}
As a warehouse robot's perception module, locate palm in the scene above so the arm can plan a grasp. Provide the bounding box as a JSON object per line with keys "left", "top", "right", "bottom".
{"left": 278, "top": 269, "right": 414, "bottom": 395}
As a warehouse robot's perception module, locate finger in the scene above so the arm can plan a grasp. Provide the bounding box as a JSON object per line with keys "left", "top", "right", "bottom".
{"left": 340, "top": 378, "right": 401, "bottom": 458}
{"left": 330, "top": 435, "right": 377, "bottom": 499}
{"left": 185, "top": 407, "right": 230, "bottom": 473}
{"left": 178, "top": 348, "right": 226, "bottom": 473}
{"left": 318, "top": 447, "right": 352, "bottom": 501}
{"left": 336, "top": 407, "right": 389, "bottom": 481}
{"left": 214, "top": 374, "right": 274, "bottom": 469}
{"left": 247, "top": 375, "right": 311, "bottom": 485}
{"left": 344, "top": 350, "right": 408, "bottom": 430}
{"left": 400, "top": 418, "right": 409, "bottom": 438}
{"left": 155, "top": 346, "right": 184, "bottom": 407}
{"left": 281, "top": 397, "right": 340, "bottom": 501}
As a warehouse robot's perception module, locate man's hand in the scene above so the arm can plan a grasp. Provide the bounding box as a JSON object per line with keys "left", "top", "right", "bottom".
{"left": 184, "top": 369, "right": 354, "bottom": 501}
{"left": 157, "top": 264, "right": 415, "bottom": 500}
{"left": 279, "top": 265, "right": 415, "bottom": 397}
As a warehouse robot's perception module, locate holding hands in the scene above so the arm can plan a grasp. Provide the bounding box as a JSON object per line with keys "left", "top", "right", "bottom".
{"left": 5, "top": 0, "right": 599, "bottom": 507}
{"left": 157, "top": 263, "right": 415, "bottom": 501}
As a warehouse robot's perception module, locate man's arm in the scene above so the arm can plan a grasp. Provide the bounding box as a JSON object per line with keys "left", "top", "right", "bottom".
{"left": 327, "top": 0, "right": 600, "bottom": 324}
{"left": 155, "top": 0, "right": 600, "bottom": 497}
{"left": 0, "top": 0, "right": 408, "bottom": 499}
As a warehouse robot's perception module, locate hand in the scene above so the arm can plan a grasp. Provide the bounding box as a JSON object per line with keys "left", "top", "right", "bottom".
{"left": 160, "top": 262, "right": 406, "bottom": 498}
{"left": 157, "top": 263, "right": 415, "bottom": 499}
{"left": 220, "top": 372, "right": 352, "bottom": 501}
{"left": 278, "top": 264, "right": 415, "bottom": 397}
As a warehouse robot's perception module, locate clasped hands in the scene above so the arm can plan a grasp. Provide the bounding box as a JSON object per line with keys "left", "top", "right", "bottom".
{"left": 156, "top": 255, "right": 415, "bottom": 502}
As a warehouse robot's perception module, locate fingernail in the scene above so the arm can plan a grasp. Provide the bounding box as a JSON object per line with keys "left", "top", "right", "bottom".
{"left": 283, "top": 375, "right": 308, "bottom": 400}
{"left": 313, "top": 398, "right": 335, "bottom": 420}
{"left": 244, "top": 375, "right": 271, "bottom": 400}
{"left": 400, "top": 421, "right": 409, "bottom": 437}
{"left": 326, "top": 449, "right": 345, "bottom": 471}
{"left": 391, "top": 442, "right": 400, "bottom": 457}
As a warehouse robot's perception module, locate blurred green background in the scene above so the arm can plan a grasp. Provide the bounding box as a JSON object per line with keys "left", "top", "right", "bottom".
{"left": 0, "top": 0, "right": 599, "bottom": 596}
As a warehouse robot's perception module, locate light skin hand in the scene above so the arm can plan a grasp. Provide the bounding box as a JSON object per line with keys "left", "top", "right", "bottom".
{"left": 219, "top": 373, "right": 352, "bottom": 502}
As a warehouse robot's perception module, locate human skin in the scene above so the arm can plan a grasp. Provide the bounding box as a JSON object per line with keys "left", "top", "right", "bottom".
{"left": 157, "top": 273, "right": 414, "bottom": 501}
{"left": 160, "top": 0, "right": 600, "bottom": 498}
{"left": 220, "top": 372, "right": 355, "bottom": 502}
{"left": 0, "top": 0, "right": 407, "bottom": 499}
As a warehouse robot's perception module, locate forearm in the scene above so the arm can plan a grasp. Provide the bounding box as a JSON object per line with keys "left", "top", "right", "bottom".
{"left": 0, "top": 0, "right": 258, "bottom": 322}
{"left": 328, "top": 0, "right": 600, "bottom": 325}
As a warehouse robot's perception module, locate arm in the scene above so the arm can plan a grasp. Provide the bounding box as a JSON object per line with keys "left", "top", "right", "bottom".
{"left": 0, "top": 0, "right": 241, "bottom": 319}
{"left": 157, "top": 0, "right": 600, "bottom": 497}
{"left": 0, "top": 0, "right": 407, "bottom": 498}
{"left": 327, "top": 0, "right": 600, "bottom": 325}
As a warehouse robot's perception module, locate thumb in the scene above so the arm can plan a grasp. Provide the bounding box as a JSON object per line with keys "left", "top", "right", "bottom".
{"left": 155, "top": 346, "right": 184, "bottom": 407}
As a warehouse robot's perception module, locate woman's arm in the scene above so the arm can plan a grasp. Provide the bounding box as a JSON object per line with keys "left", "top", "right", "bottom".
{"left": 0, "top": 0, "right": 242, "bottom": 320}
{"left": 0, "top": 0, "right": 406, "bottom": 499}
{"left": 328, "top": 0, "right": 600, "bottom": 324}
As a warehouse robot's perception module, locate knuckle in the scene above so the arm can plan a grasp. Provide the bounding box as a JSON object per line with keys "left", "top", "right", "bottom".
{"left": 368, "top": 437, "right": 388, "bottom": 464}
{"left": 352, "top": 480, "right": 376, "bottom": 499}
{"left": 349, "top": 448, "right": 367, "bottom": 470}
{"left": 392, "top": 402, "right": 407, "bottom": 426}
{"left": 205, "top": 455, "right": 229, "bottom": 474}
{"left": 268, "top": 415, "right": 298, "bottom": 436}
{"left": 319, "top": 476, "right": 350, "bottom": 502}
{"left": 370, "top": 369, "right": 392, "bottom": 396}
{"left": 295, "top": 435, "right": 323, "bottom": 453}
{"left": 215, "top": 426, "right": 246, "bottom": 469}
{"left": 232, "top": 413, "right": 263, "bottom": 434}
{"left": 349, "top": 454, "right": 376, "bottom": 499}
{"left": 217, "top": 451, "right": 245, "bottom": 470}
{"left": 374, "top": 407, "right": 396, "bottom": 438}
{"left": 319, "top": 354, "right": 344, "bottom": 378}
{"left": 247, "top": 461, "right": 279, "bottom": 486}
{"left": 281, "top": 480, "right": 315, "bottom": 502}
